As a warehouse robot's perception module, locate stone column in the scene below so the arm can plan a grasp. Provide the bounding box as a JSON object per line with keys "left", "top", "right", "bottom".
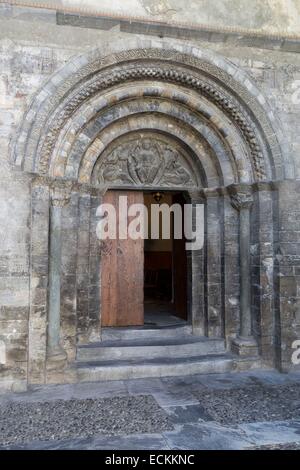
{"left": 230, "top": 189, "right": 258, "bottom": 356}
{"left": 76, "top": 193, "right": 91, "bottom": 345}
{"left": 187, "top": 190, "right": 206, "bottom": 336}
{"left": 47, "top": 186, "right": 70, "bottom": 368}
{"left": 29, "top": 182, "right": 50, "bottom": 384}
{"left": 206, "top": 192, "right": 222, "bottom": 338}
{"left": 88, "top": 191, "right": 103, "bottom": 340}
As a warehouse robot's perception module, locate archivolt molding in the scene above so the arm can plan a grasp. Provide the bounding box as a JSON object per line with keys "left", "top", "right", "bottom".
{"left": 51, "top": 85, "right": 247, "bottom": 185}
{"left": 37, "top": 62, "right": 265, "bottom": 179}
{"left": 13, "top": 39, "right": 291, "bottom": 184}
{"left": 77, "top": 114, "right": 220, "bottom": 187}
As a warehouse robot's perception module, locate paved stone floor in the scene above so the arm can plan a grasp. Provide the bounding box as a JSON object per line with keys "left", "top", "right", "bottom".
{"left": 144, "top": 302, "right": 187, "bottom": 326}
{"left": 0, "top": 369, "right": 300, "bottom": 450}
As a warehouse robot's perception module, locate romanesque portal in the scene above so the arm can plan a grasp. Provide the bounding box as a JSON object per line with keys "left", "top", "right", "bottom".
{"left": 6, "top": 39, "right": 298, "bottom": 388}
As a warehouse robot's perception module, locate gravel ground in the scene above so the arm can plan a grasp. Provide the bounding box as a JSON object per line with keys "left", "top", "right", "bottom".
{"left": 0, "top": 395, "right": 173, "bottom": 446}
{"left": 251, "top": 443, "right": 300, "bottom": 450}
{"left": 194, "top": 383, "right": 300, "bottom": 425}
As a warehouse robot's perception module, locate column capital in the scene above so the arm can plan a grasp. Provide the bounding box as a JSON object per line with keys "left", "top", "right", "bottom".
{"left": 230, "top": 191, "right": 253, "bottom": 211}
{"left": 187, "top": 189, "right": 206, "bottom": 203}
{"left": 50, "top": 185, "right": 71, "bottom": 207}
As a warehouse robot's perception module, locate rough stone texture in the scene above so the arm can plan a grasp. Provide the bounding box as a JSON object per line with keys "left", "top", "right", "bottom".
{"left": 194, "top": 383, "right": 300, "bottom": 425}
{"left": 0, "top": 394, "right": 173, "bottom": 446}
{"left": 0, "top": 370, "right": 300, "bottom": 449}
{"left": 28, "top": 183, "right": 50, "bottom": 385}
{"left": 0, "top": 6, "right": 299, "bottom": 392}
{"left": 60, "top": 192, "right": 79, "bottom": 361}
{"left": 76, "top": 193, "right": 91, "bottom": 344}
{"left": 277, "top": 181, "right": 300, "bottom": 371}
{"left": 5, "top": 1, "right": 300, "bottom": 36}
{"left": 251, "top": 443, "right": 300, "bottom": 450}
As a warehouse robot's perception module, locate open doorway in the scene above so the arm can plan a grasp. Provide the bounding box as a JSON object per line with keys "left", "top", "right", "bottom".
{"left": 144, "top": 192, "right": 188, "bottom": 327}
{"left": 100, "top": 190, "right": 188, "bottom": 328}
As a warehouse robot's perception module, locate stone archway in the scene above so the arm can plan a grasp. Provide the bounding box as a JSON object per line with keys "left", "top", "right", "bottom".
{"left": 13, "top": 38, "right": 290, "bottom": 384}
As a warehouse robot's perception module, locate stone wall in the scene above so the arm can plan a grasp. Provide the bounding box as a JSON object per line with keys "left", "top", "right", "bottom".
{"left": 277, "top": 181, "right": 300, "bottom": 371}
{"left": 0, "top": 5, "right": 300, "bottom": 391}
{"left": 2, "top": 0, "right": 300, "bottom": 36}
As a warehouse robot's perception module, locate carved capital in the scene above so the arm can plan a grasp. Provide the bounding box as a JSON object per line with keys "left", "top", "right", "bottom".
{"left": 187, "top": 189, "right": 205, "bottom": 203}
{"left": 230, "top": 191, "right": 253, "bottom": 211}
{"left": 50, "top": 186, "right": 71, "bottom": 207}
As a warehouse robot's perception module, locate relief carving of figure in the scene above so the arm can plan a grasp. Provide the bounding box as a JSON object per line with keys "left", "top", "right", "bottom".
{"left": 162, "top": 147, "right": 193, "bottom": 186}
{"left": 128, "top": 139, "right": 161, "bottom": 184}
{"left": 102, "top": 149, "right": 133, "bottom": 184}
{"left": 94, "top": 136, "right": 196, "bottom": 188}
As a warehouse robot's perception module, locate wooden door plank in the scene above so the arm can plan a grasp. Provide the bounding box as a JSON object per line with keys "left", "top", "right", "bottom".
{"left": 101, "top": 190, "right": 144, "bottom": 327}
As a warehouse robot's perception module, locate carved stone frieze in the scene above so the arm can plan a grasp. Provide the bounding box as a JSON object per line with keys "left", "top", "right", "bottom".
{"left": 93, "top": 135, "right": 197, "bottom": 188}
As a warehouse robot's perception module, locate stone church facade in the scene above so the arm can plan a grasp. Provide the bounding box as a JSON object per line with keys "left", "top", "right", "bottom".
{"left": 1, "top": 0, "right": 300, "bottom": 392}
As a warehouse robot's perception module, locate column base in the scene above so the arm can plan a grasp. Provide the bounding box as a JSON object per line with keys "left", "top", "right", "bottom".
{"left": 46, "top": 347, "right": 67, "bottom": 372}
{"left": 231, "top": 336, "right": 259, "bottom": 357}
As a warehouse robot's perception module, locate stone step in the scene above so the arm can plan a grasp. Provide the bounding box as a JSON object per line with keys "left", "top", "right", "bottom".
{"left": 75, "top": 354, "right": 234, "bottom": 382}
{"left": 76, "top": 336, "right": 226, "bottom": 362}
{"left": 100, "top": 324, "right": 192, "bottom": 341}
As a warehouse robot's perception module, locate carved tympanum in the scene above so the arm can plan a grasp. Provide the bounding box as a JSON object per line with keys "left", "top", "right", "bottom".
{"left": 93, "top": 137, "right": 197, "bottom": 188}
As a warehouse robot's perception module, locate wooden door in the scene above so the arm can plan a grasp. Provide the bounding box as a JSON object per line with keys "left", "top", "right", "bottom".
{"left": 172, "top": 194, "right": 188, "bottom": 320}
{"left": 101, "top": 190, "right": 144, "bottom": 327}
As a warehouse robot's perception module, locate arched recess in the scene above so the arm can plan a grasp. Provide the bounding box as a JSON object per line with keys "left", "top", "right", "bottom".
{"left": 13, "top": 39, "right": 290, "bottom": 381}
{"left": 13, "top": 38, "right": 293, "bottom": 183}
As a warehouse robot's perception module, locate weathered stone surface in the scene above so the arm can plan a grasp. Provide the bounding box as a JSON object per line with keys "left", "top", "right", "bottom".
{"left": 0, "top": 6, "right": 300, "bottom": 392}
{"left": 0, "top": 394, "right": 173, "bottom": 446}
{"left": 26, "top": 0, "right": 300, "bottom": 36}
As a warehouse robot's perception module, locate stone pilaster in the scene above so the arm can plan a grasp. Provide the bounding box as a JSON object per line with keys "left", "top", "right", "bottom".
{"left": 276, "top": 180, "right": 300, "bottom": 372}
{"left": 255, "top": 186, "right": 276, "bottom": 366}
{"left": 206, "top": 193, "right": 222, "bottom": 338}
{"left": 187, "top": 190, "right": 206, "bottom": 336}
{"left": 28, "top": 182, "right": 50, "bottom": 385}
{"left": 230, "top": 188, "right": 258, "bottom": 356}
{"left": 60, "top": 191, "right": 79, "bottom": 362}
{"left": 46, "top": 185, "right": 70, "bottom": 370}
{"left": 88, "top": 192, "right": 103, "bottom": 340}
{"left": 76, "top": 193, "right": 91, "bottom": 344}
{"left": 223, "top": 194, "right": 240, "bottom": 343}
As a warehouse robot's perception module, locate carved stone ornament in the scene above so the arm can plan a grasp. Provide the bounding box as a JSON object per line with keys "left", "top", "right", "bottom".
{"left": 35, "top": 59, "right": 266, "bottom": 180}
{"left": 230, "top": 191, "right": 253, "bottom": 211}
{"left": 50, "top": 185, "right": 71, "bottom": 207}
{"left": 93, "top": 136, "right": 197, "bottom": 188}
